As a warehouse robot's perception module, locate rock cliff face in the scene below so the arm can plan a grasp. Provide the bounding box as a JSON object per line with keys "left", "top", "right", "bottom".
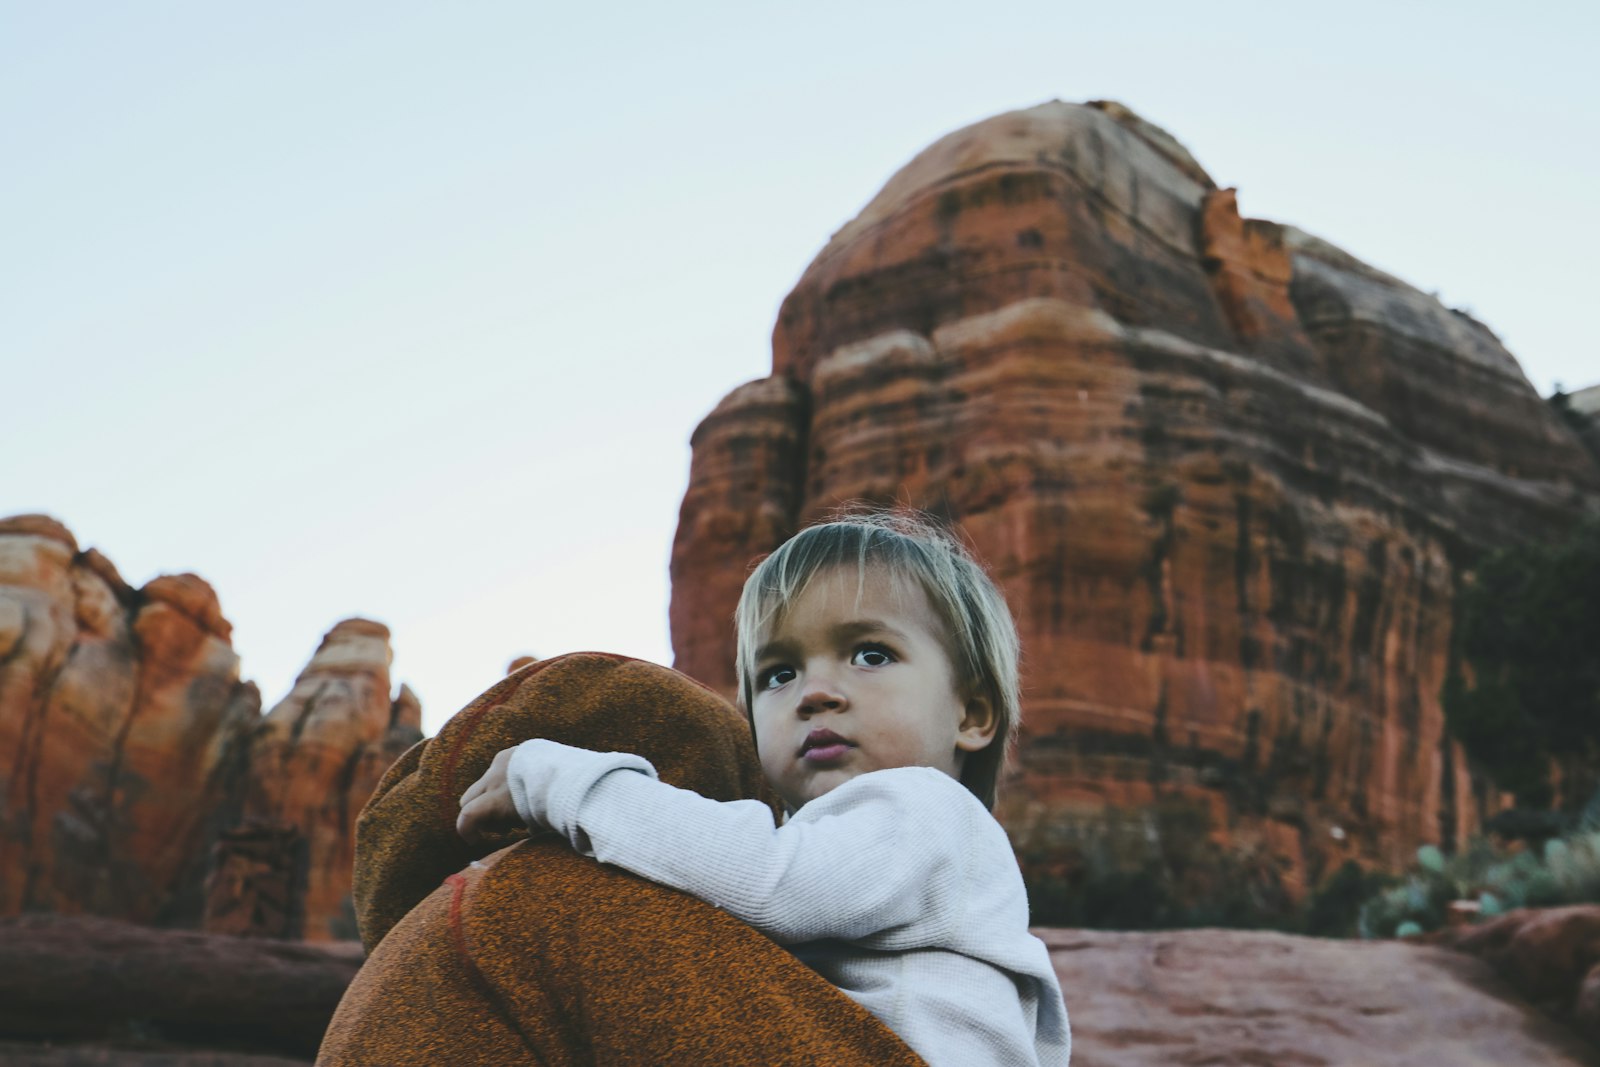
{"left": 1566, "top": 384, "right": 1600, "bottom": 465}
{"left": 0, "top": 516, "right": 260, "bottom": 924}
{"left": 671, "top": 101, "right": 1600, "bottom": 896}
{"left": 0, "top": 517, "right": 422, "bottom": 939}
{"left": 209, "top": 619, "right": 422, "bottom": 941}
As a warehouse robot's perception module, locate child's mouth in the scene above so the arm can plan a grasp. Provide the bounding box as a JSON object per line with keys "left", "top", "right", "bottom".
{"left": 800, "top": 728, "right": 853, "bottom": 762}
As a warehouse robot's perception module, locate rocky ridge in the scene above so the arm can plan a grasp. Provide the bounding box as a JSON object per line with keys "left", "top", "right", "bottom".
{"left": 208, "top": 619, "right": 422, "bottom": 940}
{"left": 0, "top": 516, "right": 260, "bottom": 924}
{"left": 0, "top": 516, "right": 422, "bottom": 940}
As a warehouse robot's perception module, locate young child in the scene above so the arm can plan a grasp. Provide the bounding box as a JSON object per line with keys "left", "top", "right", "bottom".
{"left": 457, "top": 513, "right": 1071, "bottom": 1066}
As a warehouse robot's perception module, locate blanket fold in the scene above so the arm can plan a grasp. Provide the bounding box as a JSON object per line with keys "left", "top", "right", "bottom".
{"left": 319, "top": 652, "right": 924, "bottom": 1066}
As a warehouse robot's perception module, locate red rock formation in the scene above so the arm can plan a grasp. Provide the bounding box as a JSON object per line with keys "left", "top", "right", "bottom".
{"left": 6, "top": 913, "right": 1597, "bottom": 1066}
{"left": 0, "top": 914, "right": 360, "bottom": 1062}
{"left": 208, "top": 619, "right": 422, "bottom": 941}
{"left": 1437, "top": 905, "right": 1600, "bottom": 1045}
{"left": 1050, "top": 924, "right": 1596, "bottom": 1064}
{"left": 202, "top": 822, "right": 305, "bottom": 941}
{"left": 670, "top": 376, "right": 808, "bottom": 697}
{"left": 0, "top": 516, "right": 260, "bottom": 924}
{"left": 671, "top": 100, "right": 1600, "bottom": 900}
{"left": 0, "top": 516, "right": 425, "bottom": 941}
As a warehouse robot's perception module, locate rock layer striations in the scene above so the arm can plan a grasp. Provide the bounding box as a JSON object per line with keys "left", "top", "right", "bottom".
{"left": 210, "top": 619, "right": 423, "bottom": 940}
{"left": 0, "top": 516, "right": 260, "bottom": 924}
{"left": 0, "top": 516, "right": 422, "bottom": 938}
{"left": 670, "top": 101, "right": 1600, "bottom": 895}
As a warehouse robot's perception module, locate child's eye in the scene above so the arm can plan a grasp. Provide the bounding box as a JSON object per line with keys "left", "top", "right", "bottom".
{"left": 851, "top": 645, "right": 895, "bottom": 668}
{"left": 758, "top": 665, "right": 796, "bottom": 690}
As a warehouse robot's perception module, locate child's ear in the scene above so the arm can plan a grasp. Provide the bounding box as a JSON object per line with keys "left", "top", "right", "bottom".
{"left": 955, "top": 694, "right": 998, "bottom": 753}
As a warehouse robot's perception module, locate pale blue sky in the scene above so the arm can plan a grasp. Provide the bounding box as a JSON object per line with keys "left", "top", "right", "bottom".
{"left": 5, "top": 2, "right": 1595, "bottom": 734}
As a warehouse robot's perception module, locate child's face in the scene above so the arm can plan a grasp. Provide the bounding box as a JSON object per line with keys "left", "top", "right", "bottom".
{"left": 749, "top": 564, "right": 995, "bottom": 811}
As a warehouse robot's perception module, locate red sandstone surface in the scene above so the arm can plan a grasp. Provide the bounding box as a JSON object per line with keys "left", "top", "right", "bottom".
{"left": 213, "top": 619, "right": 423, "bottom": 941}
{"left": 0, "top": 516, "right": 260, "bottom": 924}
{"left": 0, "top": 517, "right": 422, "bottom": 941}
{"left": 1051, "top": 924, "right": 1597, "bottom": 1065}
{"left": 1433, "top": 904, "right": 1600, "bottom": 1046}
{"left": 0, "top": 914, "right": 360, "bottom": 1063}
{"left": 671, "top": 100, "right": 1600, "bottom": 900}
{"left": 2, "top": 913, "right": 1594, "bottom": 1065}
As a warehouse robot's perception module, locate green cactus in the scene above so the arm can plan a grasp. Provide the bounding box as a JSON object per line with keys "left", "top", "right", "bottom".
{"left": 1358, "top": 822, "right": 1600, "bottom": 938}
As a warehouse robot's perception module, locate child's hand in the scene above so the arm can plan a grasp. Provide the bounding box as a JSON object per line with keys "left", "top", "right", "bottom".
{"left": 456, "top": 747, "right": 525, "bottom": 842}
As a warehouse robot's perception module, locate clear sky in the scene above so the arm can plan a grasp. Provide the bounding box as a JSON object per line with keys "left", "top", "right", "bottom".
{"left": 5, "top": 2, "right": 1596, "bottom": 735}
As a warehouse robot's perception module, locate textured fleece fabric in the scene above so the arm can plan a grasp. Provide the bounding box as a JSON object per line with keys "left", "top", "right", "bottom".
{"left": 320, "top": 652, "right": 924, "bottom": 1066}
{"left": 508, "top": 739, "right": 1072, "bottom": 1067}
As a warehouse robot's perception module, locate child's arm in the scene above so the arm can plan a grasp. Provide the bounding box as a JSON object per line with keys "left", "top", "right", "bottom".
{"left": 497, "top": 739, "right": 982, "bottom": 946}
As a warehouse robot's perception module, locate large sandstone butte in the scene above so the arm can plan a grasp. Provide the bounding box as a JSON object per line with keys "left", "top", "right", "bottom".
{"left": 0, "top": 515, "right": 421, "bottom": 940}
{"left": 670, "top": 101, "right": 1600, "bottom": 900}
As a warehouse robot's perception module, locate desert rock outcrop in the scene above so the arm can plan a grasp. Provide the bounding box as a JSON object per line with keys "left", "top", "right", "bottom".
{"left": 0, "top": 516, "right": 424, "bottom": 939}
{"left": 1050, "top": 925, "right": 1597, "bottom": 1065}
{"left": 5, "top": 914, "right": 1593, "bottom": 1066}
{"left": 0, "top": 516, "right": 260, "bottom": 924}
{"left": 0, "top": 914, "right": 360, "bottom": 1063}
{"left": 207, "top": 619, "right": 423, "bottom": 941}
{"left": 1435, "top": 904, "right": 1600, "bottom": 1045}
{"left": 670, "top": 101, "right": 1600, "bottom": 900}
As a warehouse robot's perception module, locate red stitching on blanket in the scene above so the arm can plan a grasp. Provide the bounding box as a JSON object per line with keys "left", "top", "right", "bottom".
{"left": 446, "top": 870, "right": 542, "bottom": 1057}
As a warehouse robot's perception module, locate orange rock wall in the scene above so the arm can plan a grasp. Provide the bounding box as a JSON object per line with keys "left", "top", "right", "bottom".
{"left": 670, "top": 376, "right": 809, "bottom": 698}
{"left": 0, "top": 517, "right": 423, "bottom": 939}
{"left": 671, "top": 101, "right": 1600, "bottom": 893}
{"left": 0, "top": 516, "right": 260, "bottom": 923}
{"left": 217, "top": 619, "right": 422, "bottom": 940}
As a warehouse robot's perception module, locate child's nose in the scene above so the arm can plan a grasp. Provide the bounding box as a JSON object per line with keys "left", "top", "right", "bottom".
{"left": 797, "top": 673, "right": 846, "bottom": 716}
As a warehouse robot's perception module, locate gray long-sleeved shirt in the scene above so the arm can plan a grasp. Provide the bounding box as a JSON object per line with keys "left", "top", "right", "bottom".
{"left": 506, "top": 739, "right": 1071, "bottom": 1067}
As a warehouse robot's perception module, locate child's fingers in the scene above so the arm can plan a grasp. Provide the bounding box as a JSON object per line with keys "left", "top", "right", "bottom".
{"left": 458, "top": 747, "right": 514, "bottom": 808}
{"left": 457, "top": 782, "right": 521, "bottom": 842}
{"left": 456, "top": 796, "right": 485, "bottom": 841}
{"left": 457, "top": 791, "right": 505, "bottom": 841}
{"left": 455, "top": 748, "right": 526, "bottom": 840}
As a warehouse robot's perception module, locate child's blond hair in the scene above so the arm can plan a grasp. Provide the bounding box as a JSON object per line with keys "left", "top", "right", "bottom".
{"left": 733, "top": 510, "right": 1021, "bottom": 808}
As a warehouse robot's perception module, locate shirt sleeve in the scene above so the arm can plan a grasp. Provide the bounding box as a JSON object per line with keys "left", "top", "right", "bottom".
{"left": 504, "top": 738, "right": 977, "bottom": 946}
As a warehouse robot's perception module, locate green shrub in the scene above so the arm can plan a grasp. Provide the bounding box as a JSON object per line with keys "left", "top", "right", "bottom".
{"left": 1358, "top": 828, "right": 1600, "bottom": 938}
{"left": 1302, "top": 860, "right": 1394, "bottom": 938}
{"left": 1017, "top": 794, "right": 1600, "bottom": 936}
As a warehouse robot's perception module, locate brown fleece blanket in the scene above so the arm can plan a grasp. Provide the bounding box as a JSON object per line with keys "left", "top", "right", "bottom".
{"left": 318, "top": 652, "right": 923, "bottom": 1066}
